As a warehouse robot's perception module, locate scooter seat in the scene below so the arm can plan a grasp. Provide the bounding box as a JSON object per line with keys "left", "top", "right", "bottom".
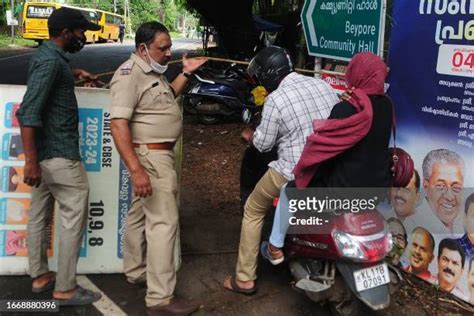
{"left": 212, "top": 78, "right": 249, "bottom": 92}
{"left": 196, "top": 68, "right": 228, "bottom": 79}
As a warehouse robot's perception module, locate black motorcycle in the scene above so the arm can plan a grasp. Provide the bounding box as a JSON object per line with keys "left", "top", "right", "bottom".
{"left": 183, "top": 64, "right": 262, "bottom": 124}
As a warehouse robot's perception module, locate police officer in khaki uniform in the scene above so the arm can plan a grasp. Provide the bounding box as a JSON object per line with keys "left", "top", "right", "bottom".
{"left": 110, "top": 21, "right": 206, "bottom": 316}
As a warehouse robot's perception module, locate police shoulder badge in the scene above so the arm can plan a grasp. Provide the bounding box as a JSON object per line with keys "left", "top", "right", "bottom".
{"left": 120, "top": 61, "right": 132, "bottom": 75}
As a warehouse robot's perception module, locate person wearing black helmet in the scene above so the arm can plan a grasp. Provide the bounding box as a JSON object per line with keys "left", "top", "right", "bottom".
{"left": 246, "top": 45, "right": 294, "bottom": 92}
{"left": 223, "top": 46, "right": 339, "bottom": 294}
{"left": 16, "top": 7, "right": 102, "bottom": 306}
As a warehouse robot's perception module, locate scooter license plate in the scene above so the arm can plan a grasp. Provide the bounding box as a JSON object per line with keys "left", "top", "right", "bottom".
{"left": 353, "top": 263, "right": 390, "bottom": 292}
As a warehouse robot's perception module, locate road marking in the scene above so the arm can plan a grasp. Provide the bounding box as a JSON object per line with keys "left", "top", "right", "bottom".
{"left": 0, "top": 52, "right": 34, "bottom": 62}
{"left": 77, "top": 275, "right": 127, "bottom": 316}
{"left": 175, "top": 41, "right": 202, "bottom": 50}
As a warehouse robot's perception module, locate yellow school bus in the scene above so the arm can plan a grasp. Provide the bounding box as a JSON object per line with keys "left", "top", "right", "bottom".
{"left": 22, "top": 2, "right": 101, "bottom": 44}
{"left": 96, "top": 10, "right": 123, "bottom": 42}
{"left": 78, "top": 8, "right": 101, "bottom": 43}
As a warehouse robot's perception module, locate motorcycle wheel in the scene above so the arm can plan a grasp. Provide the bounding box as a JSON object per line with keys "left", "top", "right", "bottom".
{"left": 197, "top": 114, "right": 220, "bottom": 125}
{"left": 329, "top": 297, "right": 371, "bottom": 316}
{"left": 183, "top": 97, "right": 197, "bottom": 115}
{"left": 388, "top": 265, "right": 402, "bottom": 295}
{"left": 327, "top": 276, "right": 372, "bottom": 316}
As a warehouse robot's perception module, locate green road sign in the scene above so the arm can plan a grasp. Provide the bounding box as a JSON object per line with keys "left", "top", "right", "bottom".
{"left": 301, "top": 0, "right": 385, "bottom": 61}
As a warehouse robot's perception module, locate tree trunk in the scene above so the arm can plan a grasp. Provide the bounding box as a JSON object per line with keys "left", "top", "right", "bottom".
{"left": 295, "top": 29, "right": 307, "bottom": 69}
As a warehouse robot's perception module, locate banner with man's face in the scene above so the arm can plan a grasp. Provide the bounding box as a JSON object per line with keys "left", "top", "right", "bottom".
{"left": 386, "top": 0, "right": 474, "bottom": 305}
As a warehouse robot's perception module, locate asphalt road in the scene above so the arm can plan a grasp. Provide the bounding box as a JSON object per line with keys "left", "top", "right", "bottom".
{"left": 0, "top": 38, "right": 203, "bottom": 85}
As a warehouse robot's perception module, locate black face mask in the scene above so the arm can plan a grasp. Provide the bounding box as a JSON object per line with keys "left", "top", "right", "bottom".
{"left": 64, "top": 31, "right": 86, "bottom": 53}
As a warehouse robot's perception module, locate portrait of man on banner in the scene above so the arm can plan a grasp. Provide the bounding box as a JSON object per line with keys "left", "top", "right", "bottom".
{"left": 386, "top": 217, "right": 408, "bottom": 266}
{"left": 381, "top": 170, "right": 421, "bottom": 225}
{"left": 407, "top": 149, "right": 465, "bottom": 236}
{"left": 403, "top": 227, "right": 436, "bottom": 283}
{"left": 468, "top": 258, "right": 474, "bottom": 304}
{"left": 457, "top": 193, "right": 474, "bottom": 259}
{"left": 436, "top": 238, "right": 466, "bottom": 299}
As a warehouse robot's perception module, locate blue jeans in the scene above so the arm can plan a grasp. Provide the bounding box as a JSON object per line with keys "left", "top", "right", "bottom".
{"left": 269, "top": 183, "right": 291, "bottom": 248}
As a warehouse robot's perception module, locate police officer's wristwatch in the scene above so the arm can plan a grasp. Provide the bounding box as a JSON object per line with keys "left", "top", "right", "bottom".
{"left": 181, "top": 70, "right": 192, "bottom": 78}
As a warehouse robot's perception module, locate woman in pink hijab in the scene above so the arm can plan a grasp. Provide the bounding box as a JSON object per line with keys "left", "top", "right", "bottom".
{"left": 261, "top": 52, "right": 393, "bottom": 264}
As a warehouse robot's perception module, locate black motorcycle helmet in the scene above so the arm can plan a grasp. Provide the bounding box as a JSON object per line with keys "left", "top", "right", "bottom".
{"left": 247, "top": 46, "right": 294, "bottom": 92}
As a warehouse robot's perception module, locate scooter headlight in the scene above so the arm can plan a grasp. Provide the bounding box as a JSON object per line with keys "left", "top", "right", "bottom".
{"left": 333, "top": 231, "right": 367, "bottom": 260}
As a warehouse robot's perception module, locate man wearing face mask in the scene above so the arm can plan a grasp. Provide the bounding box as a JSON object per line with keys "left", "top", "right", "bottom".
{"left": 110, "top": 21, "right": 207, "bottom": 315}
{"left": 16, "top": 7, "right": 102, "bottom": 305}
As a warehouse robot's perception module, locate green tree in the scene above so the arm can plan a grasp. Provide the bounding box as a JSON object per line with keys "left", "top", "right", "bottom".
{"left": 67, "top": 0, "right": 113, "bottom": 12}
{"left": 0, "top": 0, "right": 196, "bottom": 36}
{"left": 129, "top": 0, "right": 158, "bottom": 30}
{"left": 129, "top": 0, "right": 194, "bottom": 32}
{"left": 0, "top": 0, "right": 13, "bottom": 29}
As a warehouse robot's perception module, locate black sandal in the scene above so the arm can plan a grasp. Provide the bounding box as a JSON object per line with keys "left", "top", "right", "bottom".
{"left": 225, "top": 276, "right": 257, "bottom": 295}
{"left": 55, "top": 287, "right": 102, "bottom": 306}
{"left": 32, "top": 278, "right": 55, "bottom": 293}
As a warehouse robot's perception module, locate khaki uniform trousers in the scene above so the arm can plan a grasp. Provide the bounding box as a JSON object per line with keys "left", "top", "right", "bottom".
{"left": 236, "top": 167, "right": 286, "bottom": 281}
{"left": 123, "top": 145, "right": 179, "bottom": 307}
{"left": 28, "top": 158, "right": 89, "bottom": 292}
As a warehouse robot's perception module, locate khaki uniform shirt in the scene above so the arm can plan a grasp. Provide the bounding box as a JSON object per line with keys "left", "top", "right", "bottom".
{"left": 110, "top": 53, "right": 182, "bottom": 143}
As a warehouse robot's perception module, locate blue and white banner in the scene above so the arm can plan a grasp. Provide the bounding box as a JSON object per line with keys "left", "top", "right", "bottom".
{"left": 0, "top": 85, "right": 182, "bottom": 274}
{"left": 387, "top": 0, "right": 474, "bottom": 305}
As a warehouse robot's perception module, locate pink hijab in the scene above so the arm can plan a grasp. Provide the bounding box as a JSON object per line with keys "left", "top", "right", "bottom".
{"left": 293, "top": 52, "right": 388, "bottom": 188}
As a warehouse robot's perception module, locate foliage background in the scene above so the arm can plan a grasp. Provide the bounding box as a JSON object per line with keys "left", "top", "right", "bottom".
{"left": 0, "top": 0, "right": 197, "bottom": 33}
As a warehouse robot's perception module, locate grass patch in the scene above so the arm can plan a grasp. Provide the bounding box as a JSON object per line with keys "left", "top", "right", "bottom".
{"left": 0, "top": 33, "right": 36, "bottom": 48}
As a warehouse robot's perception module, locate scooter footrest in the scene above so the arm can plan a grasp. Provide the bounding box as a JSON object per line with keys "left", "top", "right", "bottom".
{"left": 295, "top": 278, "right": 331, "bottom": 292}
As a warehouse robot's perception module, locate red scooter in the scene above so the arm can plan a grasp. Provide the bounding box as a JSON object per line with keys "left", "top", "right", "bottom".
{"left": 283, "top": 201, "right": 397, "bottom": 315}
{"left": 240, "top": 145, "right": 401, "bottom": 315}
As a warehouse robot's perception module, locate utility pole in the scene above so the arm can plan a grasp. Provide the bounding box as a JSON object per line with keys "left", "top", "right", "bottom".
{"left": 124, "top": 0, "right": 131, "bottom": 36}
{"left": 159, "top": 0, "right": 165, "bottom": 24}
{"left": 182, "top": 12, "right": 186, "bottom": 37}
{"left": 10, "top": 0, "right": 15, "bottom": 45}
